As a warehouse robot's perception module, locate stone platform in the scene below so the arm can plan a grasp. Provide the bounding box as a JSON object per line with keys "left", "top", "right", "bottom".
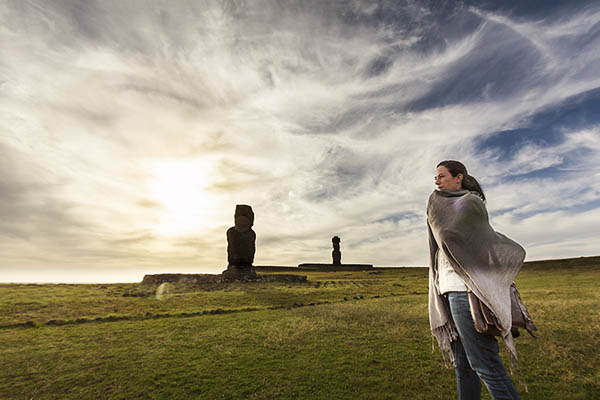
{"left": 297, "top": 263, "right": 373, "bottom": 271}
{"left": 141, "top": 272, "right": 307, "bottom": 286}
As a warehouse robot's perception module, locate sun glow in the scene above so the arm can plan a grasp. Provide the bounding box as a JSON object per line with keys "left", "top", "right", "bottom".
{"left": 149, "top": 159, "right": 218, "bottom": 237}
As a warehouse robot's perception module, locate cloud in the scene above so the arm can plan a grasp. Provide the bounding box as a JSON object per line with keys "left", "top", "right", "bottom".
{"left": 492, "top": 206, "right": 600, "bottom": 261}
{"left": 1, "top": 0, "right": 599, "bottom": 281}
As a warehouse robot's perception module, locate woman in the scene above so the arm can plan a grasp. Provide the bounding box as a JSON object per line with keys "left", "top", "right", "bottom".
{"left": 427, "top": 160, "right": 524, "bottom": 400}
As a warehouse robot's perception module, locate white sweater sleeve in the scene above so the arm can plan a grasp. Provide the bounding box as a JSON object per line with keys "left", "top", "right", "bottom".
{"left": 437, "top": 250, "right": 467, "bottom": 294}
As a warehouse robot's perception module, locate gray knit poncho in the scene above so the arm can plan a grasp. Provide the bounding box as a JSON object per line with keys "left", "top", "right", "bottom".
{"left": 427, "top": 189, "right": 526, "bottom": 364}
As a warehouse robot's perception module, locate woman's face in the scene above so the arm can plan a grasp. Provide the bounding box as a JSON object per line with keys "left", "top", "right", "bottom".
{"left": 435, "top": 165, "right": 463, "bottom": 191}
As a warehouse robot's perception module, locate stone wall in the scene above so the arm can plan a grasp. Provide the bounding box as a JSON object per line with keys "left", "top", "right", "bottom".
{"left": 297, "top": 263, "right": 373, "bottom": 271}
{"left": 141, "top": 273, "right": 307, "bottom": 285}
{"left": 141, "top": 273, "right": 222, "bottom": 286}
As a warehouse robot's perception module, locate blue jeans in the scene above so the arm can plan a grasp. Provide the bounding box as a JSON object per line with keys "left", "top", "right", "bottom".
{"left": 447, "top": 291, "right": 521, "bottom": 400}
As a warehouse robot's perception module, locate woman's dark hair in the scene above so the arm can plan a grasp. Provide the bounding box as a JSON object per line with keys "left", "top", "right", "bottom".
{"left": 437, "top": 160, "right": 486, "bottom": 201}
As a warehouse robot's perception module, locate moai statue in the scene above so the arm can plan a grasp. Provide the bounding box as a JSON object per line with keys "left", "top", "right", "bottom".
{"left": 222, "top": 205, "right": 257, "bottom": 280}
{"left": 332, "top": 236, "right": 341, "bottom": 266}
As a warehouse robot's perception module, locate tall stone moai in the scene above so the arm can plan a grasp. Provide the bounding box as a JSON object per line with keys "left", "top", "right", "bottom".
{"left": 332, "top": 236, "right": 341, "bottom": 266}
{"left": 222, "top": 204, "right": 257, "bottom": 280}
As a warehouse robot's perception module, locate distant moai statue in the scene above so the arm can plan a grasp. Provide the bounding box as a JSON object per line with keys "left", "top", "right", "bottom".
{"left": 332, "top": 236, "right": 341, "bottom": 266}
{"left": 222, "top": 204, "right": 257, "bottom": 280}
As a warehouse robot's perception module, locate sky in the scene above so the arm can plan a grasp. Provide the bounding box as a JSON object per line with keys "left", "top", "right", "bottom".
{"left": 1, "top": 0, "right": 599, "bottom": 283}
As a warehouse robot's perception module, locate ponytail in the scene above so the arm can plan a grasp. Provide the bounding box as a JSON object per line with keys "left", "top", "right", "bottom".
{"left": 462, "top": 173, "right": 486, "bottom": 201}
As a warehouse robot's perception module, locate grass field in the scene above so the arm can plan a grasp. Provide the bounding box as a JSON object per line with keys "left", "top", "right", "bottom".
{"left": 1, "top": 257, "right": 599, "bottom": 399}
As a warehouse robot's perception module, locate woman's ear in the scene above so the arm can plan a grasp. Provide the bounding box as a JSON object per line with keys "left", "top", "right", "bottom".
{"left": 456, "top": 173, "right": 464, "bottom": 184}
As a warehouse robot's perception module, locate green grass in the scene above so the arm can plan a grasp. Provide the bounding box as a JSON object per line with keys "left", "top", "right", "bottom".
{"left": 0, "top": 257, "right": 598, "bottom": 399}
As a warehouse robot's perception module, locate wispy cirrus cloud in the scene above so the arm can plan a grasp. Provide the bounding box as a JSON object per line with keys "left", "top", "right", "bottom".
{"left": 1, "top": 0, "right": 599, "bottom": 282}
